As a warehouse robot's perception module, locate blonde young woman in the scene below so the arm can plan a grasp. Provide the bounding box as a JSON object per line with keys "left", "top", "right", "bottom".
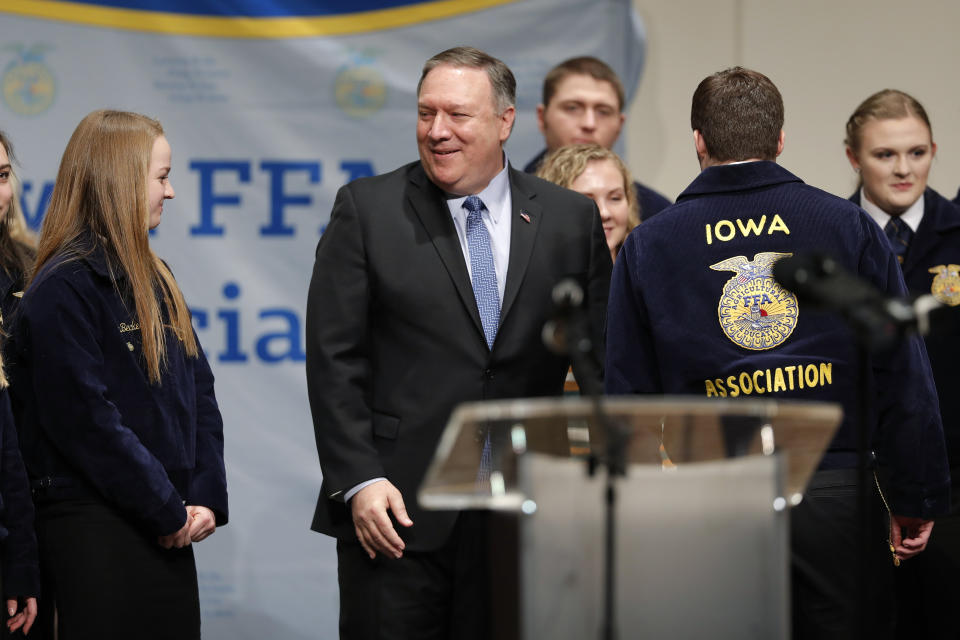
{"left": 7, "top": 111, "right": 227, "bottom": 639}
{"left": 0, "top": 131, "right": 39, "bottom": 635}
{"left": 537, "top": 144, "right": 640, "bottom": 392}
{"left": 0, "top": 131, "right": 36, "bottom": 325}
{"left": 538, "top": 143, "right": 641, "bottom": 263}
{"left": 845, "top": 89, "right": 960, "bottom": 639}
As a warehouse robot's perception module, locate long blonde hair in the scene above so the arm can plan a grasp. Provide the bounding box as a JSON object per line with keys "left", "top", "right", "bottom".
{"left": 0, "top": 130, "right": 38, "bottom": 388}
{"left": 33, "top": 110, "right": 197, "bottom": 383}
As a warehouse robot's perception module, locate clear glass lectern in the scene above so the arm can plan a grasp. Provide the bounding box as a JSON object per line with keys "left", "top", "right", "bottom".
{"left": 418, "top": 396, "right": 842, "bottom": 640}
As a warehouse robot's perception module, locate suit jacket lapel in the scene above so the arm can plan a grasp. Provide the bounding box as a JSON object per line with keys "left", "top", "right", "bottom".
{"left": 501, "top": 168, "right": 543, "bottom": 323}
{"left": 406, "top": 165, "right": 486, "bottom": 340}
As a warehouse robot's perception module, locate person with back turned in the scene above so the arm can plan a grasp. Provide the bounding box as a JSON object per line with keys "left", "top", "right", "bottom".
{"left": 306, "top": 46, "right": 611, "bottom": 639}
{"left": 604, "top": 67, "right": 949, "bottom": 638}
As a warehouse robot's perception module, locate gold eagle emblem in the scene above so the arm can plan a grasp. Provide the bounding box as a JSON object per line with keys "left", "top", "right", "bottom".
{"left": 929, "top": 264, "right": 960, "bottom": 307}
{"left": 710, "top": 252, "right": 798, "bottom": 350}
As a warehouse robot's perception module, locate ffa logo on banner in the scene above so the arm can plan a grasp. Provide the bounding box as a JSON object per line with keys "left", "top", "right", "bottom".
{"left": 710, "top": 252, "right": 798, "bottom": 350}
{"left": 929, "top": 264, "right": 960, "bottom": 306}
{"left": 334, "top": 51, "right": 387, "bottom": 119}
{"left": 2, "top": 43, "right": 56, "bottom": 116}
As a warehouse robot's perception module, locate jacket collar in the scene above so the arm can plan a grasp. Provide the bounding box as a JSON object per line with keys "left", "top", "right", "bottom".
{"left": 75, "top": 233, "right": 127, "bottom": 282}
{"left": 849, "top": 188, "right": 960, "bottom": 274}
{"left": 677, "top": 161, "right": 803, "bottom": 200}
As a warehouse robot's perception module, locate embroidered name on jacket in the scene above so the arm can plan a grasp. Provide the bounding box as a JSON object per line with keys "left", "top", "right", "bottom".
{"left": 929, "top": 264, "right": 960, "bottom": 306}
{"left": 710, "top": 252, "right": 798, "bottom": 350}
{"left": 118, "top": 321, "right": 140, "bottom": 333}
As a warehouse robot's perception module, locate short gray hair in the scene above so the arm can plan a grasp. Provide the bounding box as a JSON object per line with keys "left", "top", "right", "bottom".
{"left": 417, "top": 46, "right": 516, "bottom": 114}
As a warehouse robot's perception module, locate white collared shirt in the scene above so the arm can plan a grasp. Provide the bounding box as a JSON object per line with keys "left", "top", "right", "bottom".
{"left": 444, "top": 161, "right": 512, "bottom": 305}
{"left": 859, "top": 187, "right": 924, "bottom": 233}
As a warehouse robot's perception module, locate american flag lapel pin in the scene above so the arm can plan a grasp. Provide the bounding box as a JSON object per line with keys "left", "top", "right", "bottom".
{"left": 520, "top": 210, "right": 531, "bottom": 224}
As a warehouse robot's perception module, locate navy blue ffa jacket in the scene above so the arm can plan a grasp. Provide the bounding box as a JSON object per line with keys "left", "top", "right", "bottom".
{"left": 0, "top": 267, "right": 25, "bottom": 333}
{"left": 606, "top": 161, "right": 949, "bottom": 519}
{"left": 0, "top": 388, "right": 39, "bottom": 597}
{"left": 7, "top": 240, "right": 228, "bottom": 536}
{"left": 524, "top": 149, "right": 672, "bottom": 221}
{"left": 851, "top": 188, "right": 960, "bottom": 468}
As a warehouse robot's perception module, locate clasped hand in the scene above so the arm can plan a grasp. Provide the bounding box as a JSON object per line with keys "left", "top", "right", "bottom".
{"left": 157, "top": 505, "right": 217, "bottom": 549}
{"left": 891, "top": 514, "right": 934, "bottom": 561}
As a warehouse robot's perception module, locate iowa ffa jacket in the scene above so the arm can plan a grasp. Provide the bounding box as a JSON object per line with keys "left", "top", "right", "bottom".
{"left": 606, "top": 161, "right": 949, "bottom": 519}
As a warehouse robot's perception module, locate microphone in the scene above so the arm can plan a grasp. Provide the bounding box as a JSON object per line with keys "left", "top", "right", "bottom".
{"left": 542, "top": 278, "right": 588, "bottom": 355}
{"left": 772, "top": 252, "right": 948, "bottom": 344}
{"left": 773, "top": 253, "right": 897, "bottom": 310}
{"left": 551, "top": 277, "right": 584, "bottom": 312}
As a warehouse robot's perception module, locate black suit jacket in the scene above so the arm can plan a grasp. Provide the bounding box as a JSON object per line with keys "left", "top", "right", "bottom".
{"left": 306, "top": 161, "right": 611, "bottom": 550}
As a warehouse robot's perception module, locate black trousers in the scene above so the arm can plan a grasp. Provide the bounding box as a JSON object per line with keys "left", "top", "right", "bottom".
{"left": 336, "top": 511, "right": 491, "bottom": 640}
{"left": 34, "top": 498, "right": 200, "bottom": 640}
{"left": 894, "top": 469, "right": 960, "bottom": 639}
{"left": 791, "top": 469, "right": 896, "bottom": 640}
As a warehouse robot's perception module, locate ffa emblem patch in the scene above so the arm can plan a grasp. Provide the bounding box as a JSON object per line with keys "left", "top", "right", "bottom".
{"left": 929, "top": 264, "right": 960, "bottom": 306}
{"left": 710, "top": 252, "right": 798, "bottom": 350}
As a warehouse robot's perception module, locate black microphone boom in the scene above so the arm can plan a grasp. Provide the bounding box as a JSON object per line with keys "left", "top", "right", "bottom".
{"left": 772, "top": 252, "right": 931, "bottom": 348}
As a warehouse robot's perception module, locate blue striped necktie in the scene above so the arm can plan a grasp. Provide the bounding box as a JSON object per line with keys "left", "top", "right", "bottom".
{"left": 464, "top": 195, "right": 499, "bottom": 485}
{"left": 463, "top": 195, "right": 500, "bottom": 349}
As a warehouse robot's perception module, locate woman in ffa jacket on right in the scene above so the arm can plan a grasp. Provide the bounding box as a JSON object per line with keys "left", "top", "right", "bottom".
{"left": 7, "top": 110, "right": 227, "bottom": 639}
{"left": 845, "top": 89, "right": 960, "bottom": 638}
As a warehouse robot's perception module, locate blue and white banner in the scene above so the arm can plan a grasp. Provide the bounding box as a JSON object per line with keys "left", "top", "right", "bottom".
{"left": 0, "top": 1, "right": 645, "bottom": 637}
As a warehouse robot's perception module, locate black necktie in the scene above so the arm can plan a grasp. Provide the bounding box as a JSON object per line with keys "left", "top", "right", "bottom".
{"left": 884, "top": 217, "right": 913, "bottom": 264}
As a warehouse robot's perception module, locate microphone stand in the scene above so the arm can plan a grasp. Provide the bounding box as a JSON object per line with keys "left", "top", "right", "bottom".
{"left": 549, "top": 297, "right": 626, "bottom": 640}
{"left": 775, "top": 254, "right": 908, "bottom": 640}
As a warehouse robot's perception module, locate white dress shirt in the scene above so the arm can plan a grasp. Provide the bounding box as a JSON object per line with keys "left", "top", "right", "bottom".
{"left": 859, "top": 186, "right": 924, "bottom": 232}
{"left": 444, "top": 161, "right": 512, "bottom": 304}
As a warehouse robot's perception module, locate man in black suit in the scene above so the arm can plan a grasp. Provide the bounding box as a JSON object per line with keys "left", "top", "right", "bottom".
{"left": 306, "top": 46, "right": 611, "bottom": 639}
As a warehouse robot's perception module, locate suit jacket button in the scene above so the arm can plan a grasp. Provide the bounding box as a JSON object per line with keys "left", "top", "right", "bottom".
{"left": 483, "top": 369, "right": 494, "bottom": 379}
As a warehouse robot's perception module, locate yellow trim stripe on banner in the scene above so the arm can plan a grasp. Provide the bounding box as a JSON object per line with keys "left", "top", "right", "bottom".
{"left": 0, "top": 0, "right": 518, "bottom": 39}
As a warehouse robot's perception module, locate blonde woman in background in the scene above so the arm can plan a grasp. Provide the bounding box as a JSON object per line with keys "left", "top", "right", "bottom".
{"left": 538, "top": 144, "right": 639, "bottom": 392}
{"left": 538, "top": 143, "right": 640, "bottom": 263}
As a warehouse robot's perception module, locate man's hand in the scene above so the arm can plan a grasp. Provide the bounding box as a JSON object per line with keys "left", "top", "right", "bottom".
{"left": 351, "top": 480, "right": 413, "bottom": 559}
{"left": 891, "top": 514, "right": 934, "bottom": 560}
